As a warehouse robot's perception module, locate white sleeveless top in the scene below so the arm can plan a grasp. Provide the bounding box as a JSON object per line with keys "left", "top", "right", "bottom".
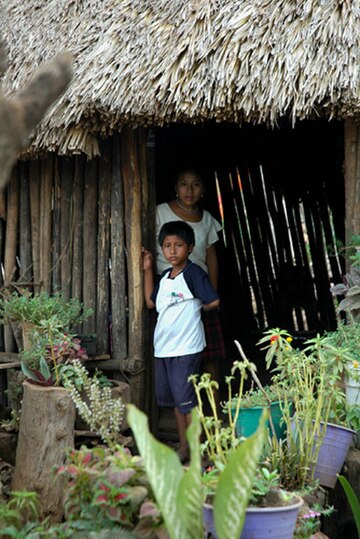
{"left": 156, "top": 203, "right": 222, "bottom": 274}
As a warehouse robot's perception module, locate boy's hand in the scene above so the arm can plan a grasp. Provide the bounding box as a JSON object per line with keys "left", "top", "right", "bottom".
{"left": 142, "top": 248, "right": 153, "bottom": 271}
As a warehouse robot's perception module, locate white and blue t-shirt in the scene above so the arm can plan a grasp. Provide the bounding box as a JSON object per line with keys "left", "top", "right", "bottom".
{"left": 151, "top": 261, "right": 219, "bottom": 358}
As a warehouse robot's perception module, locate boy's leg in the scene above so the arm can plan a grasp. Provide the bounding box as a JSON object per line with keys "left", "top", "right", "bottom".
{"left": 174, "top": 408, "right": 192, "bottom": 461}
{"left": 168, "top": 352, "right": 203, "bottom": 462}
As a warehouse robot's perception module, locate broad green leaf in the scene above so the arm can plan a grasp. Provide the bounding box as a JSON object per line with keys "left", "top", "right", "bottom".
{"left": 177, "top": 409, "right": 203, "bottom": 539}
{"left": 39, "top": 356, "right": 51, "bottom": 379}
{"left": 213, "top": 410, "right": 267, "bottom": 539}
{"left": 338, "top": 475, "right": 360, "bottom": 536}
{"left": 127, "top": 405, "right": 188, "bottom": 539}
{"left": 20, "top": 362, "right": 37, "bottom": 382}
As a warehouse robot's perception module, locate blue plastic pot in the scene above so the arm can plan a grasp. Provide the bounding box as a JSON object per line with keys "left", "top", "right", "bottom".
{"left": 203, "top": 495, "right": 303, "bottom": 539}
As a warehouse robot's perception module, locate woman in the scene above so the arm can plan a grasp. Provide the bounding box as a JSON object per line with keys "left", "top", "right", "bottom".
{"left": 156, "top": 169, "right": 226, "bottom": 388}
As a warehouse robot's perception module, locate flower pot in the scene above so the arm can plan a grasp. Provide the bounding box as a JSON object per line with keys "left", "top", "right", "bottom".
{"left": 313, "top": 422, "right": 355, "bottom": 489}
{"left": 345, "top": 361, "right": 360, "bottom": 406}
{"left": 203, "top": 496, "right": 303, "bottom": 539}
{"left": 232, "top": 401, "right": 291, "bottom": 440}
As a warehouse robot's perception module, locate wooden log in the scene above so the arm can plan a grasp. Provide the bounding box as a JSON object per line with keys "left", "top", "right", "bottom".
{"left": 110, "top": 134, "right": 127, "bottom": 360}
{"left": 71, "top": 155, "right": 84, "bottom": 305}
{"left": 18, "top": 162, "right": 32, "bottom": 284}
{"left": 82, "top": 157, "right": 98, "bottom": 336}
{"left": 29, "top": 159, "right": 41, "bottom": 291}
{"left": 97, "top": 139, "right": 111, "bottom": 353}
{"left": 344, "top": 119, "right": 360, "bottom": 255}
{"left": 120, "top": 128, "right": 145, "bottom": 409}
{"left": 60, "top": 157, "right": 73, "bottom": 299}
{"left": 12, "top": 381, "right": 75, "bottom": 523}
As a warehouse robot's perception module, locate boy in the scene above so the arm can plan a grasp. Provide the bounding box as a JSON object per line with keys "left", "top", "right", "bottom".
{"left": 143, "top": 220, "right": 220, "bottom": 463}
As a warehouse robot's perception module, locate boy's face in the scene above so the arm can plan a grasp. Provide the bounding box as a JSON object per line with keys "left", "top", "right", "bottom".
{"left": 161, "top": 234, "right": 193, "bottom": 268}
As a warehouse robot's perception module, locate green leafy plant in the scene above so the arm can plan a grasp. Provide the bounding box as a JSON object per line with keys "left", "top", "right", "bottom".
{"left": 190, "top": 358, "right": 258, "bottom": 468}
{"left": 127, "top": 404, "right": 267, "bottom": 539}
{"left": 20, "top": 331, "right": 88, "bottom": 387}
{"left": 0, "top": 289, "right": 92, "bottom": 330}
{"left": 55, "top": 444, "right": 164, "bottom": 537}
{"left": 257, "top": 328, "right": 348, "bottom": 490}
{"left": 223, "top": 383, "right": 281, "bottom": 411}
{"left": 63, "top": 359, "right": 124, "bottom": 449}
{"left": 338, "top": 475, "right": 360, "bottom": 537}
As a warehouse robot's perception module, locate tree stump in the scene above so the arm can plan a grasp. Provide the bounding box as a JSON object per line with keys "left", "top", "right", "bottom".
{"left": 12, "top": 381, "right": 75, "bottom": 523}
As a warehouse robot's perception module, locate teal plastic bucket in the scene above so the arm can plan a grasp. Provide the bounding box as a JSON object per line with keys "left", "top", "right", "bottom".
{"left": 232, "top": 401, "right": 290, "bottom": 440}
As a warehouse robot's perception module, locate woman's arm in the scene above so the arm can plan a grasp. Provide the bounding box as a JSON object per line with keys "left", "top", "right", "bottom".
{"left": 206, "top": 244, "right": 219, "bottom": 292}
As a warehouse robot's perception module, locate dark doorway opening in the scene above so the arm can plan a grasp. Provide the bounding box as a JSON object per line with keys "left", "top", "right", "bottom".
{"left": 154, "top": 120, "right": 345, "bottom": 374}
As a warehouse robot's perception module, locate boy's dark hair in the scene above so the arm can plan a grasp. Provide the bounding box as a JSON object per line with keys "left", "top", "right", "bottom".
{"left": 158, "top": 221, "right": 195, "bottom": 247}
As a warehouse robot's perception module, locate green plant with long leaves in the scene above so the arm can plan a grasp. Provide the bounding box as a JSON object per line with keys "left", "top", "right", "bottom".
{"left": 127, "top": 404, "right": 267, "bottom": 539}
{"left": 189, "top": 357, "right": 257, "bottom": 468}
{"left": 258, "top": 329, "right": 346, "bottom": 490}
{"left": 338, "top": 475, "right": 360, "bottom": 537}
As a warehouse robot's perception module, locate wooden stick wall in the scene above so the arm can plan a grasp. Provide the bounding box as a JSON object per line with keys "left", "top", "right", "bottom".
{"left": 0, "top": 128, "right": 154, "bottom": 410}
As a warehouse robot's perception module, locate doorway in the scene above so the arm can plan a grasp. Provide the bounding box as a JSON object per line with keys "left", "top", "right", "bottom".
{"left": 154, "top": 120, "right": 345, "bottom": 373}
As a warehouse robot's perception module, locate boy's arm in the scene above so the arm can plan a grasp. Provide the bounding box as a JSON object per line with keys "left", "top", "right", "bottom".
{"left": 142, "top": 249, "right": 155, "bottom": 309}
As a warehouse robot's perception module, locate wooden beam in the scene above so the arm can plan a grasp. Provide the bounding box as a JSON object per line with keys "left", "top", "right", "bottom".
{"left": 344, "top": 119, "right": 360, "bottom": 252}
{"left": 110, "top": 134, "right": 127, "bottom": 360}
{"left": 82, "top": 158, "right": 98, "bottom": 336}
{"left": 120, "top": 128, "right": 145, "bottom": 409}
{"left": 96, "top": 139, "right": 111, "bottom": 354}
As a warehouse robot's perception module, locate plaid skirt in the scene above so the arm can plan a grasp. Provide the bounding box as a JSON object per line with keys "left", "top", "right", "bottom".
{"left": 202, "top": 308, "right": 226, "bottom": 362}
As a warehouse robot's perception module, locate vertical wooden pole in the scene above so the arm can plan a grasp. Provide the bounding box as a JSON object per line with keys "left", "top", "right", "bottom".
{"left": 120, "top": 128, "right": 145, "bottom": 409}
{"left": 4, "top": 170, "right": 19, "bottom": 351}
{"left": 111, "top": 134, "right": 127, "bottom": 360}
{"left": 82, "top": 158, "right": 98, "bottom": 337}
{"left": 52, "top": 157, "right": 61, "bottom": 290}
{"left": 29, "top": 160, "right": 41, "bottom": 292}
{"left": 97, "top": 139, "right": 111, "bottom": 354}
{"left": 344, "top": 119, "right": 360, "bottom": 255}
{"left": 19, "top": 162, "right": 32, "bottom": 284}
{"left": 40, "top": 158, "right": 53, "bottom": 293}
{"left": 71, "top": 155, "right": 84, "bottom": 302}
{"left": 60, "top": 157, "right": 73, "bottom": 299}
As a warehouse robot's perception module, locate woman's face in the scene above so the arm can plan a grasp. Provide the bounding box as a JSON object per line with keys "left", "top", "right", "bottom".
{"left": 175, "top": 172, "right": 205, "bottom": 207}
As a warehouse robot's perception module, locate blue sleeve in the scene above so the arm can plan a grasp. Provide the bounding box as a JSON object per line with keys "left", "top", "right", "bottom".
{"left": 184, "top": 263, "right": 219, "bottom": 305}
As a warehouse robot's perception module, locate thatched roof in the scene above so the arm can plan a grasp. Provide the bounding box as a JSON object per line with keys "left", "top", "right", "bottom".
{"left": 2, "top": 0, "right": 360, "bottom": 157}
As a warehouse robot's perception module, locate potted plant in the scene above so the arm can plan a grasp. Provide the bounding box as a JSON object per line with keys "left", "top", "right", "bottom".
{"left": 190, "top": 359, "right": 303, "bottom": 539}
{"left": 223, "top": 343, "right": 292, "bottom": 441}
{"left": 258, "top": 329, "right": 356, "bottom": 490}
{"left": 0, "top": 289, "right": 93, "bottom": 351}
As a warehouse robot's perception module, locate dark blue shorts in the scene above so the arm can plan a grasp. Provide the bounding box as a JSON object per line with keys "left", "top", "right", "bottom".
{"left": 155, "top": 352, "right": 203, "bottom": 414}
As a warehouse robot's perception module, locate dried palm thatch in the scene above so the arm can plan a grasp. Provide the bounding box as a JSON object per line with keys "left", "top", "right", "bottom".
{"left": 2, "top": 0, "right": 360, "bottom": 157}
